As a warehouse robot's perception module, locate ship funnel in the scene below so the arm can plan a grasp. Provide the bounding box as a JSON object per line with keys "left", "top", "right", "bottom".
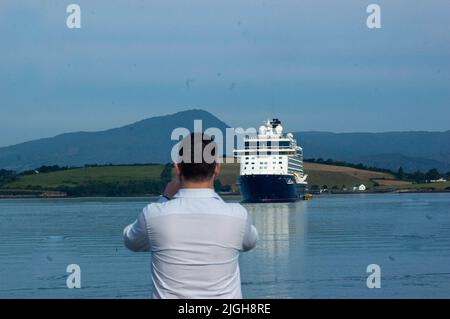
{"left": 270, "top": 118, "right": 281, "bottom": 128}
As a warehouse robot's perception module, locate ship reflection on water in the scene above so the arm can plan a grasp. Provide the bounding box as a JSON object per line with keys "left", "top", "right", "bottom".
{"left": 245, "top": 201, "right": 307, "bottom": 258}
{"left": 240, "top": 201, "right": 308, "bottom": 298}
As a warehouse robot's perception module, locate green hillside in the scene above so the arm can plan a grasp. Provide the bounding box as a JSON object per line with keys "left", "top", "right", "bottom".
{"left": 4, "top": 165, "right": 165, "bottom": 189}
{"left": 2, "top": 165, "right": 167, "bottom": 196}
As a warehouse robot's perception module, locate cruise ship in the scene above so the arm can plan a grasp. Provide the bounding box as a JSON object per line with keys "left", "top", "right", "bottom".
{"left": 233, "top": 119, "right": 308, "bottom": 203}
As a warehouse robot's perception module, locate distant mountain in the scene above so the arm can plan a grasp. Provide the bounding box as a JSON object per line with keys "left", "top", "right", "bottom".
{"left": 0, "top": 109, "right": 228, "bottom": 171}
{"left": 0, "top": 109, "right": 449, "bottom": 173}
{"left": 294, "top": 131, "right": 450, "bottom": 173}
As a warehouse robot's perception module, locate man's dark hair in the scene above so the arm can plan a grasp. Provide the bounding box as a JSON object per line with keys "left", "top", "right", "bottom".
{"left": 178, "top": 133, "right": 217, "bottom": 181}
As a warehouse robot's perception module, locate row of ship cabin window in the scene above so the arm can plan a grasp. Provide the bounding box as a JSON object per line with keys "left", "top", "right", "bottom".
{"left": 244, "top": 156, "right": 283, "bottom": 160}
{"left": 244, "top": 167, "right": 283, "bottom": 170}
{"left": 245, "top": 162, "right": 283, "bottom": 165}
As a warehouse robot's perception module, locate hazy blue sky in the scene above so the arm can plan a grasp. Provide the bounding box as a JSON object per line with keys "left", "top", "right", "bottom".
{"left": 0, "top": 0, "right": 449, "bottom": 147}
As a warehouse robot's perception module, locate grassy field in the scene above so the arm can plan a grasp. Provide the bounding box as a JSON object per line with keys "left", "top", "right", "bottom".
{"left": 397, "top": 181, "right": 450, "bottom": 190}
{"left": 303, "top": 162, "right": 394, "bottom": 189}
{"left": 3, "top": 165, "right": 165, "bottom": 190}
{"left": 372, "top": 179, "right": 413, "bottom": 187}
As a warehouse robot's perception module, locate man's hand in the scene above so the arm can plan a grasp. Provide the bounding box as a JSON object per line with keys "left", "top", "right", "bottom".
{"left": 163, "top": 179, "right": 181, "bottom": 199}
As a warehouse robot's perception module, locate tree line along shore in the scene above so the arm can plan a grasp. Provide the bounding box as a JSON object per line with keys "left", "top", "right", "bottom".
{"left": 0, "top": 160, "right": 449, "bottom": 198}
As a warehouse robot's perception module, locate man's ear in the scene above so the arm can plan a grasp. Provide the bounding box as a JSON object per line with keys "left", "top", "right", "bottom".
{"left": 214, "top": 163, "right": 221, "bottom": 178}
{"left": 174, "top": 163, "right": 182, "bottom": 178}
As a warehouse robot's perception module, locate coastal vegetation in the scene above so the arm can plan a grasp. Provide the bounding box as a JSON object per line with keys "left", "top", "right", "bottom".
{"left": 305, "top": 158, "right": 450, "bottom": 187}
{"left": 0, "top": 161, "right": 449, "bottom": 197}
{"left": 0, "top": 169, "right": 17, "bottom": 187}
{"left": 0, "top": 163, "right": 230, "bottom": 196}
{"left": 1, "top": 165, "right": 166, "bottom": 196}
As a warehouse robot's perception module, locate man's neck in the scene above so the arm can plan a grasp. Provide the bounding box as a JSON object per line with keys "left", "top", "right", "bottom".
{"left": 180, "top": 179, "right": 214, "bottom": 189}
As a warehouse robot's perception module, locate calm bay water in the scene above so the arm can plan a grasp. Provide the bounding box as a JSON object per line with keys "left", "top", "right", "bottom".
{"left": 0, "top": 193, "right": 449, "bottom": 298}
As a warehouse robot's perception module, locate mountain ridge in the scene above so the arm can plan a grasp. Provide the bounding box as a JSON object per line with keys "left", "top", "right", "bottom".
{"left": 0, "top": 109, "right": 449, "bottom": 172}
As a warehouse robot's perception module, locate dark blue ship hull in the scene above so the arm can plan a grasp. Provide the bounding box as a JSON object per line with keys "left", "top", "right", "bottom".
{"left": 238, "top": 175, "right": 307, "bottom": 203}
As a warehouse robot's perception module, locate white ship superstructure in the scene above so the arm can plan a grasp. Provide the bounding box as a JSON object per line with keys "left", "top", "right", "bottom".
{"left": 233, "top": 119, "right": 308, "bottom": 202}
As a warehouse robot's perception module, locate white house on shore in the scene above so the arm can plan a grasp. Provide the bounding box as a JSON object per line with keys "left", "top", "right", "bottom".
{"left": 429, "top": 178, "right": 447, "bottom": 183}
{"left": 353, "top": 184, "right": 366, "bottom": 191}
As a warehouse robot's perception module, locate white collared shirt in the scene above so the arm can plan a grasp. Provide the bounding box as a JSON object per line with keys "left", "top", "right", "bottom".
{"left": 123, "top": 188, "right": 258, "bottom": 299}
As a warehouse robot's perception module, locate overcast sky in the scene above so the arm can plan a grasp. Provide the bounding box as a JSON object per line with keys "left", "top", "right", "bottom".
{"left": 0, "top": 0, "right": 449, "bottom": 147}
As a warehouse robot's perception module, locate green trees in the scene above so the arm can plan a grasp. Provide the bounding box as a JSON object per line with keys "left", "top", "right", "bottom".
{"left": 0, "top": 169, "right": 17, "bottom": 187}
{"left": 396, "top": 167, "right": 404, "bottom": 180}
{"left": 21, "top": 165, "right": 68, "bottom": 175}
{"left": 57, "top": 180, "right": 165, "bottom": 196}
{"left": 407, "top": 169, "right": 442, "bottom": 183}
{"left": 412, "top": 171, "right": 425, "bottom": 183}
{"left": 425, "top": 168, "right": 441, "bottom": 181}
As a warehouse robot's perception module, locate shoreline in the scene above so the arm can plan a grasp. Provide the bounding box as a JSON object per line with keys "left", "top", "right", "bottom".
{"left": 1, "top": 189, "right": 449, "bottom": 200}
